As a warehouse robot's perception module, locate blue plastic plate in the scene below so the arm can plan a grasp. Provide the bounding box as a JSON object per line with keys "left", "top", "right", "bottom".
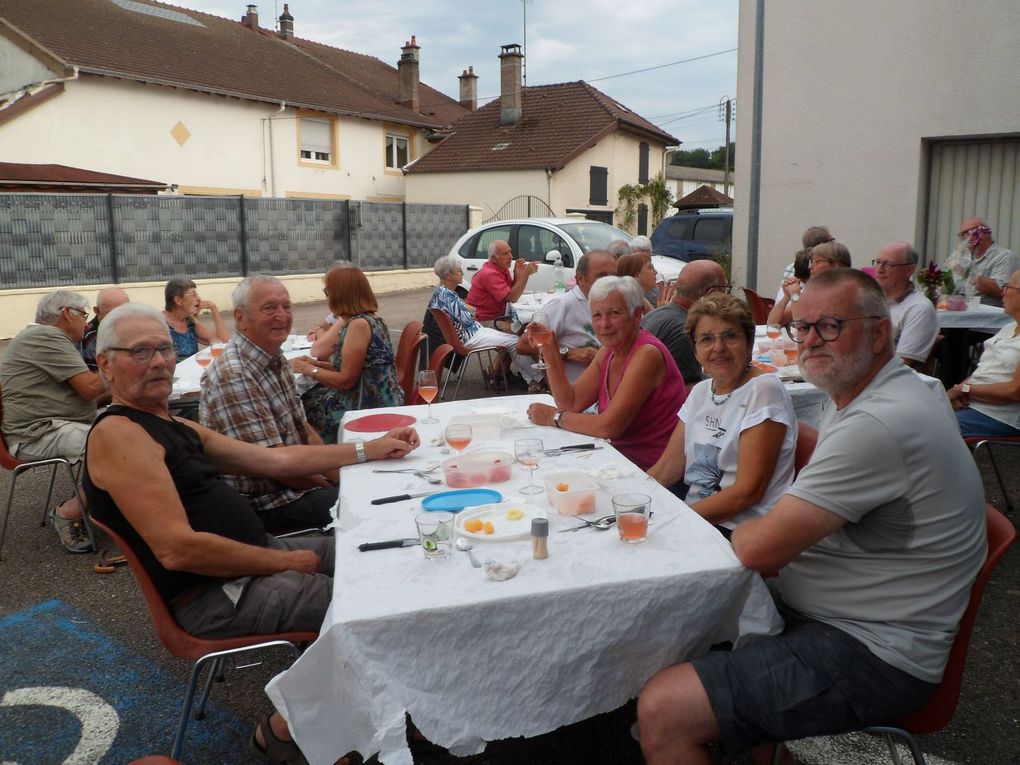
{"left": 421, "top": 489, "right": 502, "bottom": 513}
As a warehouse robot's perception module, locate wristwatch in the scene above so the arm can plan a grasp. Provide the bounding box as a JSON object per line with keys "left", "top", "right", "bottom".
{"left": 354, "top": 438, "right": 368, "bottom": 463}
{"left": 559, "top": 345, "right": 569, "bottom": 359}
{"left": 961, "top": 383, "right": 971, "bottom": 395}
{"left": 311, "top": 366, "right": 319, "bottom": 378}
{"left": 553, "top": 410, "right": 566, "bottom": 429}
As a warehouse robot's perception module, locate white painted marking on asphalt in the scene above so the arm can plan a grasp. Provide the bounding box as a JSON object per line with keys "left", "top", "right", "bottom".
{"left": 1, "top": 686, "right": 119, "bottom": 765}
{"left": 788, "top": 731, "right": 962, "bottom": 764}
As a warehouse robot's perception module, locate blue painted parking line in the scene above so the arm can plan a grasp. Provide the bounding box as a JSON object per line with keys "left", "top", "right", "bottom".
{"left": 0, "top": 600, "right": 250, "bottom": 764}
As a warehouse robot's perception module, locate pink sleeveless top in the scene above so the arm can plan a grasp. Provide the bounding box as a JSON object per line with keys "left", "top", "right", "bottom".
{"left": 597, "top": 329, "right": 687, "bottom": 471}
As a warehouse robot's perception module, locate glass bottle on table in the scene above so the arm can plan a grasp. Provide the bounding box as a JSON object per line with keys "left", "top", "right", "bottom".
{"left": 529, "top": 309, "right": 552, "bottom": 370}
{"left": 417, "top": 369, "right": 439, "bottom": 424}
{"left": 515, "top": 437, "right": 544, "bottom": 495}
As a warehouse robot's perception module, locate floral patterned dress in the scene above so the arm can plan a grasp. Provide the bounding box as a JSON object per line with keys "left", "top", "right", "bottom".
{"left": 302, "top": 313, "right": 404, "bottom": 443}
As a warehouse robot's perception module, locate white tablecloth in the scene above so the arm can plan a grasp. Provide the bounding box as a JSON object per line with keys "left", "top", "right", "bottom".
{"left": 170, "top": 335, "right": 314, "bottom": 400}
{"left": 936, "top": 304, "right": 1011, "bottom": 334}
{"left": 511, "top": 290, "right": 567, "bottom": 325}
{"left": 266, "top": 394, "right": 783, "bottom": 765}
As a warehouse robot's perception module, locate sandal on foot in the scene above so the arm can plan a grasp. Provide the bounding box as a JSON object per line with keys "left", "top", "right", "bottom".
{"left": 483, "top": 370, "right": 506, "bottom": 391}
{"left": 248, "top": 713, "right": 309, "bottom": 765}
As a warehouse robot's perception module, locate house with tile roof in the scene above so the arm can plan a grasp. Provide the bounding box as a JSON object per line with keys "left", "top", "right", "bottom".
{"left": 0, "top": 0, "right": 469, "bottom": 200}
{"left": 405, "top": 45, "right": 679, "bottom": 234}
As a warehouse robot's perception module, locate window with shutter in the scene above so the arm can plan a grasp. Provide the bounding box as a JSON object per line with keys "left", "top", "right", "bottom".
{"left": 299, "top": 117, "right": 337, "bottom": 167}
{"left": 590, "top": 166, "right": 608, "bottom": 205}
{"left": 639, "top": 142, "right": 650, "bottom": 184}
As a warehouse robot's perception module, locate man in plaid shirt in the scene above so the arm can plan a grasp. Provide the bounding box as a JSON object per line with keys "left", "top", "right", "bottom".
{"left": 200, "top": 276, "right": 338, "bottom": 533}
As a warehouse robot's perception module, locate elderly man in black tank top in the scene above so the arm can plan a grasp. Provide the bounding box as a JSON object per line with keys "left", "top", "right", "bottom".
{"left": 84, "top": 302, "right": 419, "bottom": 764}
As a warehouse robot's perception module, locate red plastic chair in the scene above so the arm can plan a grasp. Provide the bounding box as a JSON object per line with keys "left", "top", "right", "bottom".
{"left": 88, "top": 515, "right": 318, "bottom": 761}
{"left": 0, "top": 384, "right": 92, "bottom": 559}
{"left": 428, "top": 308, "right": 508, "bottom": 399}
{"left": 394, "top": 320, "right": 425, "bottom": 403}
{"left": 772, "top": 504, "right": 1015, "bottom": 765}
{"left": 741, "top": 287, "right": 771, "bottom": 324}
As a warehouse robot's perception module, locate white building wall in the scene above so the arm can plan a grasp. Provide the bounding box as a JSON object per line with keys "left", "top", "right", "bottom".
{"left": 0, "top": 35, "right": 59, "bottom": 94}
{"left": 734, "top": 0, "right": 1020, "bottom": 292}
{"left": 0, "top": 75, "right": 429, "bottom": 200}
{"left": 405, "top": 169, "right": 548, "bottom": 218}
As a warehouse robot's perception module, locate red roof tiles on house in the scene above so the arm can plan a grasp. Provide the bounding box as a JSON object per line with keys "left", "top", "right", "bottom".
{"left": 0, "top": 0, "right": 467, "bottom": 130}
{"left": 406, "top": 81, "right": 679, "bottom": 174}
{"left": 0, "top": 161, "right": 169, "bottom": 191}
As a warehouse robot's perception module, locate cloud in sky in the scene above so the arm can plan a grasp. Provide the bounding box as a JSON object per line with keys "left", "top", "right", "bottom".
{"left": 175, "top": 0, "right": 738, "bottom": 148}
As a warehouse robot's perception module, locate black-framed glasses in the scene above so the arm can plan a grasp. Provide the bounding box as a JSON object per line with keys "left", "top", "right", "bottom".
{"left": 1002, "top": 284, "right": 1020, "bottom": 295}
{"left": 107, "top": 344, "right": 176, "bottom": 364}
{"left": 694, "top": 329, "right": 743, "bottom": 349}
{"left": 706, "top": 283, "right": 733, "bottom": 294}
{"left": 871, "top": 259, "right": 913, "bottom": 270}
{"left": 785, "top": 316, "right": 882, "bottom": 343}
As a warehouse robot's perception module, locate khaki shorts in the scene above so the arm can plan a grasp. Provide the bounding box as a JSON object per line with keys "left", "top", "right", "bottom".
{"left": 11, "top": 420, "right": 90, "bottom": 464}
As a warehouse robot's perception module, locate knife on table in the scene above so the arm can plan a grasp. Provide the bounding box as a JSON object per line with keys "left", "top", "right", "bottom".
{"left": 358, "top": 538, "right": 420, "bottom": 551}
{"left": 371, "top": 489, "right": 442, "bottom": 505}
{"left": 545, "top": 444, "right": 600, "bottom": 456}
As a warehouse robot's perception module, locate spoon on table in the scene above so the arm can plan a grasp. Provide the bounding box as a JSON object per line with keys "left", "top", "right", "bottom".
{"left": 455, "top": 537, "right": 484, "bottom": 567}
{"left": 372, "top": 468, "right": 442, "bottom": 484}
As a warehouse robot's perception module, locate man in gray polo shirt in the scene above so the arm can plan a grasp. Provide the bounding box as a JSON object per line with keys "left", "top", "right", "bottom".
{"left": 637, "top": 269, "right": 986, "bottom": 764}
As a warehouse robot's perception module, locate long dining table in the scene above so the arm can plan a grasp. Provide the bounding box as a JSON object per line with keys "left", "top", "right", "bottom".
{"left": 265, "top": 394, "right": 784, "bottom": 765}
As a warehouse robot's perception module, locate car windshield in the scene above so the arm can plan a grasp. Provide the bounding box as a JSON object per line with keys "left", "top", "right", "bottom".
{"left": 558, "top": 222, "right": 632, "bottom": 253}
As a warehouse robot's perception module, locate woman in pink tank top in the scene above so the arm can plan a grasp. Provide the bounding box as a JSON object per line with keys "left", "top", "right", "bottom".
{"left": 525, "top": 275, "right": 687, "bottom": 470}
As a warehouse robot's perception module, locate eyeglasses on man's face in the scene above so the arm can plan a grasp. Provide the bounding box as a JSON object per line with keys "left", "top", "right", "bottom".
{"left": 705, "top": 283, "right": 733, "bottom": 294}
{"left": 785, "top": 316, "right": 882, "bottom": 343}
{"left": 108, "top": 344, "right": 176, "bottom": 364}
{"left": 871, "top": 259, "right": 913, "bottom": 270}
{"left": 694, "top": 329, "right": 743, "bottom": 349}
{"left": 64, "top": 307, "right": 88, "bottom": 320}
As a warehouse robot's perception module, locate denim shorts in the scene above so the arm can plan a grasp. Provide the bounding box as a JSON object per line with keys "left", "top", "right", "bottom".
{"left": 691, "top": 610, "right": 937, "bottom": 756}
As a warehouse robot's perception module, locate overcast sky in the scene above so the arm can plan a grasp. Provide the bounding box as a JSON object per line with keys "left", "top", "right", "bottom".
{"left": 177, "top": 0, "right": 739, "bottom": 149}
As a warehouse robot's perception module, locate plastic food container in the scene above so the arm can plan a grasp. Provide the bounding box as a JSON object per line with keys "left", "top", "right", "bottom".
{"left": 543, "top": 470, "right": 598, "bottom": 515}
{"left": 442, "top": 450, "right": 513, "bottom": 488}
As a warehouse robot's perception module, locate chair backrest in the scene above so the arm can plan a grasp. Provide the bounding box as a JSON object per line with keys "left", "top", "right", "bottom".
{"left": 896, "top": 504, "right": 1015, "bottom": 734}
{"left": 0, "top": 384, "right": 22, "bottom": 471}
{"left": 919, "top": 333, "right": 944, "bottom": 377}
{"left": 394, "top": 320, "right": 424, "bottom": 380}
{"left": 793, "top": 422, "right": 818, "bottom": 476}
{"left": 428, "top": 308, "right": 472, "bottom": 356}
{"left": 395, "top": 324, "right": 426, "bottom": 403}
{"left": 742, "top": 287, "right": 770, "bottom": 324}
{"left": 88, "top": 515, "right": 316, "bottom": 659}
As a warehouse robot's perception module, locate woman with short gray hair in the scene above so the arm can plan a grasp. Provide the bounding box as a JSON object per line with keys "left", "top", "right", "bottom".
{"left": 162, "top": 278, "right": 230, "bottom": 361}
{"left": 526, "top": 276, "right": 687, "bottom": 470}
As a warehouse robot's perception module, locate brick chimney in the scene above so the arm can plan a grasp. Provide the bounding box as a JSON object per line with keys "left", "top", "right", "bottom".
{"left": 458, "top": 66, "right": 478, "bottom": 112}
{"left": 397, "top": 36, "right": 420, "bottom": 113}
{"left": 278, "top": 4, "right": 293, "bottom": 40}
{"left": 242, "top": 4, "right": 258, "bottom": 30}
{"left": 499, "top": 44, "right": 523, "bottom": 126}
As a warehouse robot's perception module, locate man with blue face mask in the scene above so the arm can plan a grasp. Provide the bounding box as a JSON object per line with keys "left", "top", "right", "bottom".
{"left": 959, "top": 216, "right": 1019, "bottom": 307}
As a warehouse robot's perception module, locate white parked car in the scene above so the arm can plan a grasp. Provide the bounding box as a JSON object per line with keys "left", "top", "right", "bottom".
{"left": 449, "top": 218, "right": 685, "bottom": 293}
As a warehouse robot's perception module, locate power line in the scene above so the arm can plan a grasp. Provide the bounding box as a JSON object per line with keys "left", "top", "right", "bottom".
{"left": 586, "top": 48, "right": 737, "bottom": 83}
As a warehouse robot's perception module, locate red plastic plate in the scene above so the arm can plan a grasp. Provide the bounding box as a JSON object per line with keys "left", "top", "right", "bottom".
{"left": 344, "top": 413, "right": 417, "bottom": 432}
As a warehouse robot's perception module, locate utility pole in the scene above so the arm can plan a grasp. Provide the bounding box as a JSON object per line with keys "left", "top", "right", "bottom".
{"left": 719, "top": 96, "right": 733, "bottom": 196}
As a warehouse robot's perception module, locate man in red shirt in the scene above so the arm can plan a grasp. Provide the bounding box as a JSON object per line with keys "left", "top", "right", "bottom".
{"left": 466, "top": 240, "right": 539, "bottom": 323}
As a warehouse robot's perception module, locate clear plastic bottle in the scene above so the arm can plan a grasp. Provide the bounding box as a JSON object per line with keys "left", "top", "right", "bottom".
{"left": 553, "top": 256, "right": 566, "bottom": 292}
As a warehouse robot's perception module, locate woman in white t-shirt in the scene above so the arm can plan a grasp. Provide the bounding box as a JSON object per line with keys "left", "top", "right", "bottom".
{"left": 648, "top": 293, "right": 798, "bottom": 532}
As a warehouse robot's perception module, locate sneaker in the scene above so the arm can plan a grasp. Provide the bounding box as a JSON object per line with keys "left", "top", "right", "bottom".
{"left": 50, "top": 509, "right": 92, "bottom": 553}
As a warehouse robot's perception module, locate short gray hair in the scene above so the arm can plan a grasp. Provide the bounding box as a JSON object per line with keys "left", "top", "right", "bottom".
{"left": 36, "top": 290, "right": 88, "bottom": 325}
{"left": 434, "top": 254, "right": 463, "bottom": 280}
{"left": 630, "top": 235, "right": 652, "bottom": 253}
{"left": 96, "top": 303, "right": 171, "bottom": 356}
{"left": 588, "top": 275, "right": 644, "bottom": 313}
{"left": 233, "top": 275, "right": 286, "bottom": 311}
{"left": 487, "top": 240, "right": 509, "bottom": 258}
{"left": 606, "top": 239, "right": 632, "bottom": 258}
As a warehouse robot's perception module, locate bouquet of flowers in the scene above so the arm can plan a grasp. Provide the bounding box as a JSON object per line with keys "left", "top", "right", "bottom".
{"left": 916, "top": 261, "right": 955, "bottom": 303}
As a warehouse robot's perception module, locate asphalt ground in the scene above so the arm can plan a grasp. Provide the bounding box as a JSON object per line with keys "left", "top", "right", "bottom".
{"left": 0, "top": 287, "right": 1017, "bottom": 764}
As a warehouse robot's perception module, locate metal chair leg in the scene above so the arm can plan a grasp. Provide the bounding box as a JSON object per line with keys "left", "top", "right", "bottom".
{"left": 0, "top": 474, "right": 20, "bottom": 561}
{"left": 867, "top": 725, "right": 927, "bottom": 765}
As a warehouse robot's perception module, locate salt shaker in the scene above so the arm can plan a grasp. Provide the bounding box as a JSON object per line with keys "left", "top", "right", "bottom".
{"left": 531, "top": 517, "right": 549, "bottom": 559}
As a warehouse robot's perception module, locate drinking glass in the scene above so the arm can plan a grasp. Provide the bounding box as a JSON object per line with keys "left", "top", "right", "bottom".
{"left": 515, "top": 437, "right": 544, "bottom": 495}
{"left": 195, "top": 349, "right": 212, "bottom": 368}
{"left": 445, "top": 423, "right": 472, "bottom": 454}
{"left": 418, "top": 370, "right": 439, "bottom": 424}
{"left": 210, "top": 341, "right": 226, "bottom": 358}
{"left": 612, "top": 493, "right": 651, "bottom": 544}
{"left": 766, "top": 323, "right": 781, "bottom": 340}
{"left": 530, "top": 310, "right": 552, "bottom": 370}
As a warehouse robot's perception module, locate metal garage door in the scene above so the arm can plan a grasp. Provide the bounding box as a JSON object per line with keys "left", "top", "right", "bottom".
{"left": 924, "top": 137, "right": 1019, "bottom": 264}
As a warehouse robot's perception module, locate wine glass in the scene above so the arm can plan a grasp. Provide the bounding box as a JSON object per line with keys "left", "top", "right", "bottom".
{"left": 530, "top": 310, "right": 552, "bottom": 370}
{"left": 445, "top": 423, "right": 472, "bottom": 454}
{"left": 766, "top": 323, "right": 781, "bottom": 340}
{"left": 417, "top": 370, "right": 439, "bottom": 424}
{"left": 515, "top": 437, "right": 544, "bottom": 495}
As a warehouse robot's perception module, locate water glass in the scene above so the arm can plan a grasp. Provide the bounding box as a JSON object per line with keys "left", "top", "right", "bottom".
{"left": 415, "top": 511, "right": 454, "bottom": 561}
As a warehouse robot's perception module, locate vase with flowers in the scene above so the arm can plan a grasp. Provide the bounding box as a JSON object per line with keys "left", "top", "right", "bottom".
{"left": 916, "top": 261, "right": 955, "bottom": 305}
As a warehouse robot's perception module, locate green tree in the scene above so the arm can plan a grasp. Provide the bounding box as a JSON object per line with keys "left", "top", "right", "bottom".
{"left": 669, "top": 143, "right": 734, "bottom": 171}
{"left": 615, "top": 173, "right": 674, "bottom": 234}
